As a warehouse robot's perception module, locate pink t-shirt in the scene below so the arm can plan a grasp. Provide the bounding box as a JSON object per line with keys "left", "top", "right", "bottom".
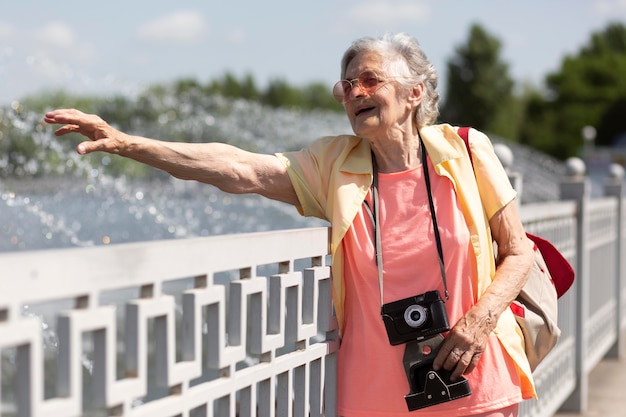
{"left": 337, "top": 160, "right": 522, "bottom": 417}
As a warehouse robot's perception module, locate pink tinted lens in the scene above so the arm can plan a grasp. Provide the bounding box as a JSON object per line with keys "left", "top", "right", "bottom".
{"left": 332, "top": 80, "right": 351, "bottom": 102}
{"left": 358, "top": 71, "right": 379, "bottom": 89}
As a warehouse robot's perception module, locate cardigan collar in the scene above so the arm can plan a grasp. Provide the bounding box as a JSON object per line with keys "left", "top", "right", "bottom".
{"left": 336, "top": 124, "right": 465, "bottom": 175}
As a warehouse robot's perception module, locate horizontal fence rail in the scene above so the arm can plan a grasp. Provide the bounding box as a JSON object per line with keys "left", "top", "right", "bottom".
{"left": 2, "top": 159, "right": 626, "bottom": 417}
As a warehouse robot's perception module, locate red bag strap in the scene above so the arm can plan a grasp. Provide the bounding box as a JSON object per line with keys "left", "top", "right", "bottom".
{"left": 457, "top": 127, "right": 472, "bottom": 166}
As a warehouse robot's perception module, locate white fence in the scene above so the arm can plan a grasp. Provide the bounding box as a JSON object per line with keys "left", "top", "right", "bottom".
{"left": 517, "top": 167, "right": 626, "bottom": 417}
{"left": 2, "top": 161, "right": 626, "bottom": 417}
{"left": 0, "top": 229, "right": 338, "bottom": 417}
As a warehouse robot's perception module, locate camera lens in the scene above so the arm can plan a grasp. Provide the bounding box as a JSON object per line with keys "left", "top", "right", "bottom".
{"left": 404, "top": 304, "right": 429, "bottom": 328}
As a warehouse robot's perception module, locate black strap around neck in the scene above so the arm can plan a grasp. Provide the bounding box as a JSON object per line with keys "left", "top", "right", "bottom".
{"left": 365, "top": 137, "right": 449, "bottom": 305}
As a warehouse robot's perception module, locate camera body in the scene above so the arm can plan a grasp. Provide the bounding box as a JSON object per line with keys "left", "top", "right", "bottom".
{"left": 381, "top": 290, "right": 450, "bottom": 346}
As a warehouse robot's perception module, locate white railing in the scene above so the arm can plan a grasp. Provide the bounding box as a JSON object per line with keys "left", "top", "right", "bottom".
{"left": 2, "top": 159, "right": 626, "bottom": 417}
{"left": 0, "top": 228, "right": 338, "bottom": 417}
{"left": 517, "top": 168, "right": 626, "bottom": 416}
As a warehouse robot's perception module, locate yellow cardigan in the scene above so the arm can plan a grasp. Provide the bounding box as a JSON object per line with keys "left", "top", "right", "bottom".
{"left": 276, "top": 123, "right": 536, "bottom": 399}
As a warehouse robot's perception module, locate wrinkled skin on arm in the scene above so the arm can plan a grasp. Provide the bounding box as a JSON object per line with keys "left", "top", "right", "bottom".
{"left": 44, "top": 109, "right": 299, "bottom": 206}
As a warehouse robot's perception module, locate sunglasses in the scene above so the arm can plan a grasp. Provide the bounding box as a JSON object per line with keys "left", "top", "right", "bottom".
{"left": 332, "top": 70, "right": 391, "bottom": 103}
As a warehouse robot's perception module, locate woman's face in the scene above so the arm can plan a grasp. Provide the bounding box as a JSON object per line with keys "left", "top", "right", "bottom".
{"left": 342, "top": 51, "right": 421, "bottom": 140}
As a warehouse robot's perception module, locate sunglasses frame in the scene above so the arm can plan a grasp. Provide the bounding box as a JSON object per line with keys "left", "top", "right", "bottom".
{"left": 332, "top": 70, "right": 391, "bottom": 103}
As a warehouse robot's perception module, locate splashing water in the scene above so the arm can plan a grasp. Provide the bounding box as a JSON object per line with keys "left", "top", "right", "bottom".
{"left": 0, "top": 95, "right": 352, "bottom": 252}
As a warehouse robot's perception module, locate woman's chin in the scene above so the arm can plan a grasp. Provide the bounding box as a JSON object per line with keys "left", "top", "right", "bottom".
{"left": 351, "top": 119, "right": 379, "bottom": 138}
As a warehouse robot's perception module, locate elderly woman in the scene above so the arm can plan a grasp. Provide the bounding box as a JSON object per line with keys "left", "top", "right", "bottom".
{"left": 45, "top": 33, "right": 534, "bottom": 417}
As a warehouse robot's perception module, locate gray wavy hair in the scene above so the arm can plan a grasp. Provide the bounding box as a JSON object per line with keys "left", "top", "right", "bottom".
{"left": 340, "top": 33, "right": 440, "bottom": 127}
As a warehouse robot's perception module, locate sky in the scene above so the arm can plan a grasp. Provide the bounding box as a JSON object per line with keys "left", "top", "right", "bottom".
{"left": 1, "top": 0, "right": 625, "bottom": 106}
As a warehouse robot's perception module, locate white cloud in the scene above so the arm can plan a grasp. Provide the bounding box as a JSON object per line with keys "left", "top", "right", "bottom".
{"left": 594, "top": 0, "right": 626, "bottom": 15}
{"left": 19, "top": 21, "right": 98, "bottom": 83}
{"left": 0, "top": 22, "right": 12, "bottom": 40}
{"left": 137, "top": 11, "right": 208, "bottom": 44}
{"left": 37, "top": 22, "right": 75, "bottom": 48}
{"left": 26, "top": 53, "right": 74, "bottom": 81}
{"left": 346, "top": 0, "right": 430, "bottom": 27}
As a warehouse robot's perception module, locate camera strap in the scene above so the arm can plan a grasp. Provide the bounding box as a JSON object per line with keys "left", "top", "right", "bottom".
{"left": 366, "top": 135, "right": 450, "bottom": 306}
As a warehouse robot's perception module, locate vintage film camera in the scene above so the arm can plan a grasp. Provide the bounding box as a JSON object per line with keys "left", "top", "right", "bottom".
{"left": 381, "top": 290, "right": 472, "bottom": 411}
{"left": 381, "top": 290, "right": 450, "bottom": 346}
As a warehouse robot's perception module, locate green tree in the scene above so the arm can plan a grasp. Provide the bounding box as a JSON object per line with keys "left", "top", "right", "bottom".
{"left": 239, "top": 73, "right": 260, "bottom": 101}
{"left": 207, "top": 72, "right": 243, "bottom": 98}
{"left": 441, "top": 23, "right": 516, "bottom": 137}
{"left": 261, "top": 78, "right": 303, "bottom": 108}
{"left": 520, "top": 22, "right": 626, "bottom": 158}
{"left": 301, "top": 82, "right": 343, "bottom": 111}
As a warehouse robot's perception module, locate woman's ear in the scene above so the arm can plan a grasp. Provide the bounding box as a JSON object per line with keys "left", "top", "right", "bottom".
{"left": 407, "top": 82, "right": 425, "bottom": 109}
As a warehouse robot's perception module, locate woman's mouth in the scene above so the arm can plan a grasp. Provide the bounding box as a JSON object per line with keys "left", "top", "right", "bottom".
{"left": 355, "top": 106, "right": 375, "bottom": 116}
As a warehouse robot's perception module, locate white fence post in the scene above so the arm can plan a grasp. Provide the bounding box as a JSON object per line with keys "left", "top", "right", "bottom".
{"left": 604, "top": 163, "right": 626, "bottom": 359}
{"left": 559, "top": 157, "right": 591, "bottom": 413}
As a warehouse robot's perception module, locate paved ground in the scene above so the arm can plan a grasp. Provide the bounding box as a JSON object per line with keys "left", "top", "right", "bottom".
{"left": 555, "top": 353, "right": 626, "bottom": 417}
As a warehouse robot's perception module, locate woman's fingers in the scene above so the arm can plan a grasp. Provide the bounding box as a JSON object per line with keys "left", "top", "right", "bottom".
{"left": 433, "top": 324, "right": 487, "bottom": 380}
{"left": 53, "top": 124, "right": 81, "bottom": 136}
{"left": 45, "top": 109, "right": 118, "bottom": 154}
{"left": 44, "top": 109, "right": 85, "bottom": 125}
{"left": 77, "top": 141, "right": 91, "bottom": 155}
{"left": 45, "top": 109, "right": 108, "bottom": 140}
{"left": 76, "top": 138, "right": 114, "bottom": 155}
{"left": 449, "top": 349, "right": 482, "bottom": 381}
{"left": 43, "top": 109, "right": 120, "bottom": 156}
{"left": 435, "top": 345, "right": 481, "bottom": 381}
{"left": 464, "top": 353, "right": 481, "bottom": 375}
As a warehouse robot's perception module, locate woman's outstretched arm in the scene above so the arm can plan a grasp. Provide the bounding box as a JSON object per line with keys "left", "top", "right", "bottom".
{"left": 44, "top": 108, "right": 299, "bottom": 206}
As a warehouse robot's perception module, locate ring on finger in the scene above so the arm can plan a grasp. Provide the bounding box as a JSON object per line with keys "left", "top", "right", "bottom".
{"left": 450, "top": 349, "right": 463, "bottom": 359}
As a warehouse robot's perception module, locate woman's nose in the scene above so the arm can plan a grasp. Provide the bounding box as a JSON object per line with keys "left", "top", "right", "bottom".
{"left": 346, "top": 82, "right": 365, "bottom": 101}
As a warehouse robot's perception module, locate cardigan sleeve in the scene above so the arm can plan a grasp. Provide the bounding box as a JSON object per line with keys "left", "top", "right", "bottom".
{"left": 466, "top": 128, "right": 517, "bottom": 219}
{"left": 276, "top": 145, "right": 328, "bottom": 220}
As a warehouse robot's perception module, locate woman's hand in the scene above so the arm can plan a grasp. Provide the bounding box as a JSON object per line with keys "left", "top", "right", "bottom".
{"left": 432, "top": 304, "right": 494, "bottom": 381}
{"left": 44, "top": 109, "right": 126, "bottom": 155}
